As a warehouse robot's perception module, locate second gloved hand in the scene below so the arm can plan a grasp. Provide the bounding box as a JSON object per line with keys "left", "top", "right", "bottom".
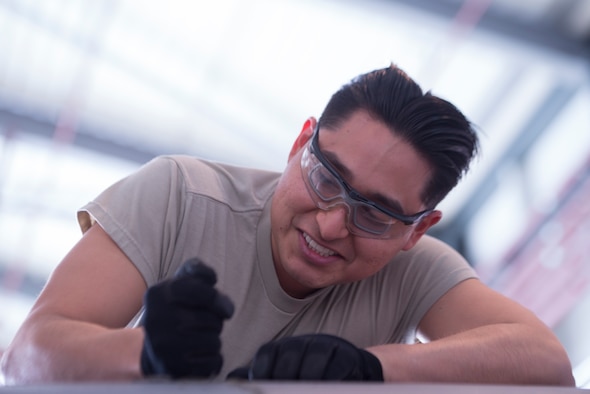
{"left": 244, "top": 334, "right": 383, "bottom": 381}
{"left": 140, "top": 258, "right": 234, "bottom": 379}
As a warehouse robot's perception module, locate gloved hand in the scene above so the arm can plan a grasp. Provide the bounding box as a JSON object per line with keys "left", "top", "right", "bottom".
{"left": 231, "top": 334, "right": 383, "bottom": 381}
{"left": 140, "top": 258, "right": 234, "bottom": 379}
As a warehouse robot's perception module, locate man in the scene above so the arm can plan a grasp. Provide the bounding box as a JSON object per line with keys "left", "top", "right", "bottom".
{"left": 0, "top": 65, "right": 575, "bottom": 385}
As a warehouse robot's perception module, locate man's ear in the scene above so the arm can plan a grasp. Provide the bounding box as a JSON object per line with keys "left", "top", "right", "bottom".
{"left": 401, "top": 210, "right": 442, "bottom": 251}
{"left": 288, "top": 117, "right": 317, "bottom": 161}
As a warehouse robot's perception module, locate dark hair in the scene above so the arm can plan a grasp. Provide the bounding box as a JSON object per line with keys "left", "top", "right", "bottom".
{"left": 318, "top": 64, "right": 479, "bottom": 208}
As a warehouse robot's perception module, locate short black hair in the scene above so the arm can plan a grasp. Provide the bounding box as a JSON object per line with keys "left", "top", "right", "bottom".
{"left": 318, "top": 64, "right": 479, "bottom": 208}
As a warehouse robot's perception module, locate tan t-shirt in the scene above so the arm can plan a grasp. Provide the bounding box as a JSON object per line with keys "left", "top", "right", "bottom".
{"left": 78, "top": 155, "right": 477, "bottom": 379}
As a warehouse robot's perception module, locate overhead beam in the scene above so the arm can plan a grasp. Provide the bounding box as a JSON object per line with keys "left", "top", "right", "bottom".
{"left": 0, "top": 109, "right": 155, "bottom": 164}
{"left": 382, "top": 0, "right": 590, "bottom": 61}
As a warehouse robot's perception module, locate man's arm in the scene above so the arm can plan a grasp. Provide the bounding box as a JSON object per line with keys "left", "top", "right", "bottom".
{"left": 367, "top": 278, "right": 575, "bottom": 386}
{"left": 0, "top": 224, "right": 147, "bottom": 383}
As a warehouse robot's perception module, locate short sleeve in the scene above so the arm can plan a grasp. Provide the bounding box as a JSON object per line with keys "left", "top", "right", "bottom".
{"left": 77, "top": 156, "right": 186, "bottom": 285}
{"left": 392, "top": 236, "right": 478, "bottom": 342}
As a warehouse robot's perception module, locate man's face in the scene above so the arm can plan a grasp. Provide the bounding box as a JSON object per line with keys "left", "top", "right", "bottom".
{"left": 270, "top": 110, "right": 439, "bottom": 298}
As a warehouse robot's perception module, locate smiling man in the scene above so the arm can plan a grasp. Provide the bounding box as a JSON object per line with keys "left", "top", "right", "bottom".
{"left": 271, "top": 114, "right": 438, "bottom": 299}
{"left": 1, "top": 64, "right": 575, "bottom": 385}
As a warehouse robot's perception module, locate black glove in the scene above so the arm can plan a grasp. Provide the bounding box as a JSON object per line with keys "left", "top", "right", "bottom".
{"left": 232, "top": 334, "right": 383, "bottom": 381}
{"left": 140, "top": 258, "right": 234, "bottom": 379}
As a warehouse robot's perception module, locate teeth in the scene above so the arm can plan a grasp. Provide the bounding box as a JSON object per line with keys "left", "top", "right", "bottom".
{"left": 303, "top": 233, "right": 336, "bottom": 257}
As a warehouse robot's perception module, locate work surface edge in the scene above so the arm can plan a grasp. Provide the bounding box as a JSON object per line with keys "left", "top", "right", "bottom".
{"left": 0, "top": 381, "right": 587, "bottom": 393}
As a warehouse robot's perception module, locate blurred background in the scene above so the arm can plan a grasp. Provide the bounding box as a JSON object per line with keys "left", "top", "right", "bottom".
{"left": 0, "top": 0, "right": 589, "bottom": 386}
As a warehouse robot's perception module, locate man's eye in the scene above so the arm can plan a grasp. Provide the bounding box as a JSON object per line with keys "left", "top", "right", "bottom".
{"left": 316, "top": 169, "right": 341, "bottom": 193}
{"left": 358, "top": 205, "right": 392, "bottom": 223}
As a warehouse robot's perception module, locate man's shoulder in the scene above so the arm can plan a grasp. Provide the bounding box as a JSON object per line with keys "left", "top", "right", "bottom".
{"left": 156, "top": 154, "right": 281, "bottom": 208}
{"left": 386, "top": 234, "right": 473, "bottom": 274}
{"left": 158, "top": 154, "right": 280, "bottom": 180}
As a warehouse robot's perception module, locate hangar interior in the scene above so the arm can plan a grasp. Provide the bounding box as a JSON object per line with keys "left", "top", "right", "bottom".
{"left": 0, "top": 0, "right": 589, "bottom": 386}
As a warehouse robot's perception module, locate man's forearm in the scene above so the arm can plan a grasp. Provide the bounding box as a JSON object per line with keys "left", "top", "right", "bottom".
{"left": 1, "top": 316, "right": 144, "bottom": 384}
{"left": 367, "top": 323, "right": 575, "bottom": 386}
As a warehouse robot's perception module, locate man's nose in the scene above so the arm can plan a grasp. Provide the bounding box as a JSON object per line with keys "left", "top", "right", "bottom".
{"left": 315, "top": 204, "right": 350, "bottom": 241}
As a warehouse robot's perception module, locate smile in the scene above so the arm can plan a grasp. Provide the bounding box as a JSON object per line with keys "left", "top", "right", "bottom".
{"left": 303, "top": 233, "right": 336, "bottom": 257}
